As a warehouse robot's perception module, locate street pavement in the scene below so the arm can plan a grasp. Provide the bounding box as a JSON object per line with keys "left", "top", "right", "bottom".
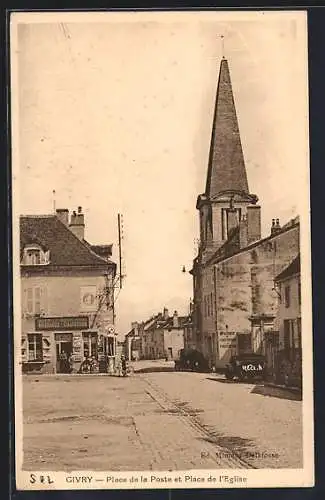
{"left": 22, "top": 360, "right": 302, "bottom": 471}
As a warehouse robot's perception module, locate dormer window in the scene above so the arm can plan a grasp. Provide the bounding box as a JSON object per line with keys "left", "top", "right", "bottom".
{"left": 22, "top": 245, "right": 50, "bottom": 265}
{"left": 27, "top": 248, "right": 40, "bottom": 265}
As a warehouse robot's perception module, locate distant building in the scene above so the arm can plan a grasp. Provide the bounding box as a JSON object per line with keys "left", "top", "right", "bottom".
{"left": 125, "top": 322, "right": 141, "bottom": 361}
{"left": 190, "top": 56, "right": 300, "bottom": 370}
{"left": 273, "top": 255, "right": 302, "bottom": 388}
{"left": 127, "top": 308, "right": 190, "bottom": 361}
{"left": 20, "top": 207, "right": 117, "bottom": 374}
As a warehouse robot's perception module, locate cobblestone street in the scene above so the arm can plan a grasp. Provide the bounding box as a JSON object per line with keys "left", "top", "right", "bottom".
{"left": 22, "top": 360, "right": 303, "bottom": 471}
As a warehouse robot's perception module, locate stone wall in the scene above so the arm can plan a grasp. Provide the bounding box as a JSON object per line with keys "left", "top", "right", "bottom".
{"left": 197, "top": 223, "right": 299, "bottom": 368}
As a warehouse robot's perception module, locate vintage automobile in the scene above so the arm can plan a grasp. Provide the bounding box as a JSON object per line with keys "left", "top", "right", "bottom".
{"left": 174, "top": 348, "right": 210, "bottom": 373}
{"left": 224, "top": 353, "right": 267, "bottom": 381}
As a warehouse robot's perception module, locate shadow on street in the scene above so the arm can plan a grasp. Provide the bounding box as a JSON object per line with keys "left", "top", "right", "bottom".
{"left": 250, "top": 384, "right": 302, "bottom": 401}
{"left": 133, "top": 366, "right": 176, "bottom": 374}
{"left": 206, "top": 376, "right": 302, "bottom": 401}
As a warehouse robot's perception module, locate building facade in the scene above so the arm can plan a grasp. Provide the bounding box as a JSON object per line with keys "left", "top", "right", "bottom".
{"left": 191, "top": 57, "right": 300, "bottom": 371}
{"left": 273, "top": 255, "right": 302, "bottom": 388}
{"left": 20, "top": 207, "right": 117, "bottom": 374}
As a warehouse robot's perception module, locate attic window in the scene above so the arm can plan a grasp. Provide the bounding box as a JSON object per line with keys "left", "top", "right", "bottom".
{"left": 22, "top": 245, "right": 50, "bottom": 265}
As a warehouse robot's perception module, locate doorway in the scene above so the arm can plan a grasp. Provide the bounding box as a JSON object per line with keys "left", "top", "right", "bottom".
{"left": 55, "top": 333, "right": 73, "bottom": 373}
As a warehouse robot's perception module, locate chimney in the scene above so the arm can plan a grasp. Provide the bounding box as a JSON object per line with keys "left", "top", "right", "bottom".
{"left": 69, "top": 206, "right": 85, "bottom": 240}
{"left": 247, "top": 206, "right": 261, "bottom": 244}
{"left": 239, "top": 215, "right": 248, "bottom": 249}
{"left": 56, "top": 208, "right": 69, "bottom": 226}
{"left": 271, "top": 218, "right": 282, "bottom": 236}
{"left": 163, "top": 307, "right": 169, "bottom": 320}
{"left": 131, "top": 322, "right": 138, "bottom": 336}
{"left": 173, "top": 310, "right": 179, "bottom": 328}
{"left": 227, "top": 208, "right": 239, "bottom": 238}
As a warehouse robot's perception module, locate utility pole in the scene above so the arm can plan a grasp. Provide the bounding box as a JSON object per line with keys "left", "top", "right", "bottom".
{"left": 118, "top": 213, "right": 123, "bottom": 289}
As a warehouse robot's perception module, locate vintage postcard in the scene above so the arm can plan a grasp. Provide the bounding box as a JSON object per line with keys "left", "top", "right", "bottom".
{"left": 10, "top": 10, "right": 314, "bottom": 490}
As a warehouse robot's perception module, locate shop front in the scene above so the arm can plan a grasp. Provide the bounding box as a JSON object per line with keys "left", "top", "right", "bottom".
{"left": 21, "top": 316, "right": 117, "bottom": 374}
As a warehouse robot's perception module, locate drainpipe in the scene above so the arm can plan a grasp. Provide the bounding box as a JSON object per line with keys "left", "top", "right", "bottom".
{"left": 213, "top": 265, "right": 218, "bottom": 368}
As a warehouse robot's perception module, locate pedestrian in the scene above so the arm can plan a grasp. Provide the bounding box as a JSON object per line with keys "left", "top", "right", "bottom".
{"left": 121, "top": 355, "right": 127, "bottom": 377}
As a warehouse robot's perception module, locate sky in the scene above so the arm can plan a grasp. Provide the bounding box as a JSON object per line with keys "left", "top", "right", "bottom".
{"left": 12, "top": 11, "right": 309, "bottom": 335}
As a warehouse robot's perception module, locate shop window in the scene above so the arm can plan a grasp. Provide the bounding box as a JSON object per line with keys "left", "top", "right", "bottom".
{"left": 28, "top": 333, "right": 43, "bottom": 361}
{"left": 83, "top": 332, "right": 98, "bottom": 358}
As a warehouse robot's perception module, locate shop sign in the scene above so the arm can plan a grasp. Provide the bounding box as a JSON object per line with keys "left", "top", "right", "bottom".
{"left": 36, "top": 316, "right": 89, "bottom": 331}
{"left": 55, "top": 333, "right": 73, "bottom": 342}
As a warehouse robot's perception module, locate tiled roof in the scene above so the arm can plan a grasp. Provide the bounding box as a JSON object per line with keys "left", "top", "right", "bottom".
{"left": 275, "top": 254, "right": 300, "bottom": 281}
{"left": 205, "top": 58, "right": 249, "bottom": 199}
{"left": 205, "top": 217, "right": 299, "bottom": 267}
{"left": 144, "top": 314, "right": 189, "bottom": 331}
{"left": 20, "top": 215, "right": 115, "bottom": 268}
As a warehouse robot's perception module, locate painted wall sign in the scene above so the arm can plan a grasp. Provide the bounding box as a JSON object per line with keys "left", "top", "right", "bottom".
{"left": 80, "top": 286, "right": 98, "bottom": 312}
{"left": 36, "top": 316, "right": 89, "bottom": 331}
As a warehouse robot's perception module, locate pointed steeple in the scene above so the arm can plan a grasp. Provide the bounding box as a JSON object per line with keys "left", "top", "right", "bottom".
{"left": 205, "top": 58, "right": 249, "bottom": 199}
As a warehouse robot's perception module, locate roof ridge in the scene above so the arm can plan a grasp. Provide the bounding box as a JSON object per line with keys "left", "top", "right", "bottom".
{"left": 205, "top": 218, "right": 299, "bottom": 267}
{"left": 53, "top": 216, "right": 110, "bottom": 265}
{"left": 20, "top": 214, "right": 56, "bottom": 218}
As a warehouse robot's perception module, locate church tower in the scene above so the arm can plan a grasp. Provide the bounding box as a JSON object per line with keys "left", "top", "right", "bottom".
{"left": 197, "top": 57, "right": 260, "bottom": 261}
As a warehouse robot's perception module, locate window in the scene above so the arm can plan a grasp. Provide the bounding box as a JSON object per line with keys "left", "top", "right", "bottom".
{"left": 28, "top": 333, "right": 43, "bottom": 361}
{"left": 284, "top": 285, "right": 291, "bottom": 308}
{"left": 83, "top": 332, "right": 98, "bottom": 358}
{"left": 25, "top": 287, "right": 44, "bottom": 316}
{"left": 26, "top": 249, "right": 41, "bottom": 265}
{"left": 22, "top": 245, "right": 50, "bottom": 265}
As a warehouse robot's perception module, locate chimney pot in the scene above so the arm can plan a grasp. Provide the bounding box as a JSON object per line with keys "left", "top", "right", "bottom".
{"left": 163, "top": 307, "right": 169, "bottom": 320}
{"left": 78, "top": 206, "right": 82, "bottom": 214}
{"left": 69, "top": 207, "right": 85, "bottom": 240}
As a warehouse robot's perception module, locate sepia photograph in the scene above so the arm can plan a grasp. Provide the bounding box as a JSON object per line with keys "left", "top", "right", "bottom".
{"left": 10, "top": 10, "right": 314, "bottom": 489}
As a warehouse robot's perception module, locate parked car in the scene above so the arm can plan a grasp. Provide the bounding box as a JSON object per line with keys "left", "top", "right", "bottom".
{"left": 174, "top": 348, "right": 210, "bottom": 373}
{"left": 224, "top": 353, "right": 266, "bottom": 382}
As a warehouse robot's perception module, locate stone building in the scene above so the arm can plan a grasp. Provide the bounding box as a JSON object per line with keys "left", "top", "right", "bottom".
{"left": 20, "top": 207, "right": 117, "bottom": 374}
{"left": 190, "top": 56, "right": 300, "bottom": 370}
{"left": 128, "top": 308, "right": 189, "bottom": 361}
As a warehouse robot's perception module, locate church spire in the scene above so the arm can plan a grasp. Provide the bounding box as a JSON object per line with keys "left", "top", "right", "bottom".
{"left": 205, "top": 57, "right": 249, "bottom": 199}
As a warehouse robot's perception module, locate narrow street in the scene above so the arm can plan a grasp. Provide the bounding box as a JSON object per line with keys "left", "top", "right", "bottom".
{"left": 22, "top": 360, "right": 302, "bottom": 471}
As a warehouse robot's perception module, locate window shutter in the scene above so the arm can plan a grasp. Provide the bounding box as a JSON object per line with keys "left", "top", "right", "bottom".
{"left": 40, "top": 286, "right": 48, "bottom": 314}
{"left": 27, "top": 288, "right": 33, "bottom": 314}
{"left": 34, "top": 287, "right": 41, "bottom": 315}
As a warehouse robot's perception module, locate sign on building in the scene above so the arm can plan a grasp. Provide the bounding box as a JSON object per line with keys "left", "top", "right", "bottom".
{"left": 80, "top": 286, "right": 98, "bottom": 312}
{"left": 35, "top": 316, "right": 89, "bottom": 331}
